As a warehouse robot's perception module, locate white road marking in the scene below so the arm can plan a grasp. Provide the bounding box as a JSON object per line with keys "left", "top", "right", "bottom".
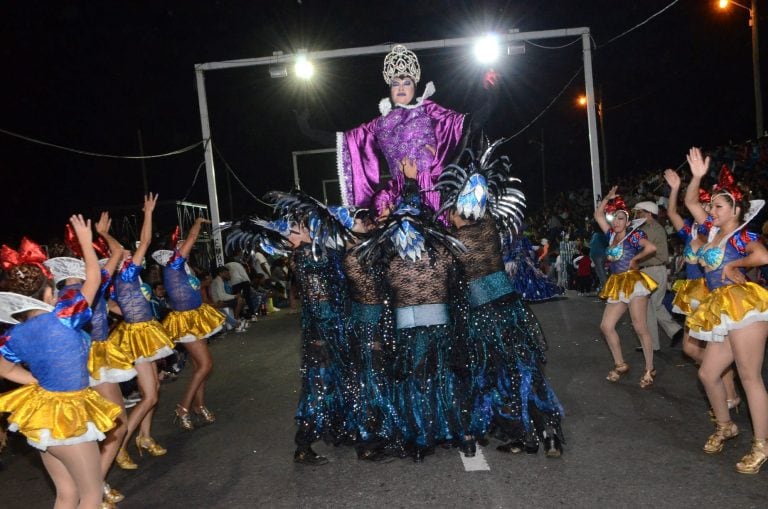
{"left": 460, "top": 445, "right": 490, "bottom": 471}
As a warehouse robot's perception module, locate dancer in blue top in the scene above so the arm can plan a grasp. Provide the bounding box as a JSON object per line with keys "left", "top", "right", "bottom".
{"left": 153, "top": 216, "right": 225, "bottom": 430}
{"left": 0, "top": 216, "right": 121, "bottom": 509}
{"left": 108, "top": 193, "right": 175, "bottom": 470}
{"left": 663, "top": 169, "right": 741, "bottom": 417}
{"left": 683, "top": 147, "right": 768, "bottom": 474}
{"left": 595, "top": 187, "right": 659, "bottom": 389}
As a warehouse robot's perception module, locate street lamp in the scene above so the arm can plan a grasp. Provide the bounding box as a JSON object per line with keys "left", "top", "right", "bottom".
{"left": 718, "top": 0, "right": 764, "bottom": 139}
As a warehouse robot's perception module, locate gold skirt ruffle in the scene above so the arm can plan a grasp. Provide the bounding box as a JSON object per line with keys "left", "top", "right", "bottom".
{"left": 162, "top": 304, "right": 225, "bottom": 343}
{"left": 108, "top": 319, "right": 175, "bottom": 364}
{"left": 671, "top": 278, "right": 709, "bottom": 316}
{"left": 687, "top": 282, "right": 768, "bottom": 342}
{"left": 0, "top": 384, "right": 121, "bottom": 450}
{"left": 599, "top": 270, "right": 658, "bottom": 304}
{"left": 88, "top": 340, "right": 137, "bottom": 386}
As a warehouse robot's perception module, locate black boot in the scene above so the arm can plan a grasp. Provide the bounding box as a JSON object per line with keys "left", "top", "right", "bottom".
{"left": 496, "top": 440, "right": 524, "bottom": 454}
{"left": 543, "top": 433, "right": 563, "bottom": 458}
{"left": 460, "top": 438, "right": 477, "bottom": 458}
{"left": 294, "top": 447, "right": 329, "bottom": 466}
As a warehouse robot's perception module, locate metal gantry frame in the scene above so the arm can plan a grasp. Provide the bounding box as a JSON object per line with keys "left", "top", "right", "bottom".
{"left": 195, "top": 28, "right": 602, "bottom": 263}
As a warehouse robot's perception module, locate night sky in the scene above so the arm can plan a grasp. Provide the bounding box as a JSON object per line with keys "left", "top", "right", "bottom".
{"left": 2, "top": 0, "right": 765, "bottom": 243}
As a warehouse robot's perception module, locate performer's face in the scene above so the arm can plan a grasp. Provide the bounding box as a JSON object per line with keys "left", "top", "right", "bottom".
{"left": 391, "top": 75, "right": 415, "bottom": 105}
{"left": 610, "top": 212, "right": 628, "bottom": 232}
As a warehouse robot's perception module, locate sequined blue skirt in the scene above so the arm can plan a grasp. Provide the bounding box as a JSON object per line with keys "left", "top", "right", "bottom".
{"left": 391, "top": 323, "right": 465, "bottom": 448}
{"left": 466, "top": 293, "right": 564, "bottom": 443}
{"left": 507, "top": 257, "right": 565, "bottom": 302}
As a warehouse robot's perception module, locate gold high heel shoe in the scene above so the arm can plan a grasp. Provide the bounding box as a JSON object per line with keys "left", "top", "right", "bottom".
{"left": 639, "top": 369, "right": 657, "bottom": 389}
{"left": 194, "top": 405, "right": 216, "bottom": 425}
{"left": 174, "top": 404, "right": 195, "bottom": 431}
{"left": 103, "top": 483, "right": 124, "bottom": 504}
{"left": 115, "top": 447, "right": 138, "bottom": 469}
{"left": 736, "top": 438, "right": 768, "bottom": 474}
{"left": 703, "top": 421, "right": 739, "bottom": 454}
{"left": 606, "top": 362, "right": 629, "bottom": 382}
{"left": 135, "top": 435, "right": 167, "bottom": 457}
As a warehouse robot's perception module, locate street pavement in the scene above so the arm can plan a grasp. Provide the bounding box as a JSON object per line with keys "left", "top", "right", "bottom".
{"left": 1, "top": 293, "right": 766, "bottom": 508}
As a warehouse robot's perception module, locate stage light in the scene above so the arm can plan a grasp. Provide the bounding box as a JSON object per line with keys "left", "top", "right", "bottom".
{"left": 474, "top": 34, "right": 501, "bottom": 64}
{"left": 295, "top": 55, "right": 314, "bottom": 80}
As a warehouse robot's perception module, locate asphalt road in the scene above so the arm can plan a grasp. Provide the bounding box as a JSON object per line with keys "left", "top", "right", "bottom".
{"left": 1, "top": 294, "right": 766, "bottom": 509}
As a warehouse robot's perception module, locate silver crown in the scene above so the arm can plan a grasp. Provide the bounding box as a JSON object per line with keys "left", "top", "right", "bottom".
{"left": 382, "top": 45, "right": 420, "bottom": 85}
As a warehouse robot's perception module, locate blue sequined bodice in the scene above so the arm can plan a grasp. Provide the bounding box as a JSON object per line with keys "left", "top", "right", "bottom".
{"left": 606, "top": 231, "right": 645, "bottom": 275}
{"left": 682, "top": 242, "right": 705, "bottom": 280}
{"left": 0, "top": 290, "right": 92, "bottom": 391}
{"left": 114, "top": 262, "right": 153, "bottom": 323}
{"left": 163, "top": 251, "right": 202, "bottom": 311}
{"left": 700, "top": 240, "right": 745, "bottom": 289}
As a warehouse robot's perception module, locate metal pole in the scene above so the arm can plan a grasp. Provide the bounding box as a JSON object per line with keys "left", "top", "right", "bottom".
{"left": 751, "top": 0, "right": 764, "bottom": 138}
{"left": 581, "top": 33, "right": 602, "bottom": 204}
{"left": 597, "top": 86, "right": 608, "bottom": 183}
{"left": 195, "top": 69, "right": 225, "bottom": 265}
{"left": 540, "top": 128, "right": 546, "bottom": 205}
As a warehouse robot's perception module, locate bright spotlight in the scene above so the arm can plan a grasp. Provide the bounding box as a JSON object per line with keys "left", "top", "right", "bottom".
{"left": 295, "top": 55, "right": 314, "bottom": 79}
{"left": 718, "top": 0, "right": 729, "bottom": 9}
{"left": 577, "top": 95, "right": 588, "bottom": 107}
{"left": 474, "top": 34, "right": 501, "bottom": 65}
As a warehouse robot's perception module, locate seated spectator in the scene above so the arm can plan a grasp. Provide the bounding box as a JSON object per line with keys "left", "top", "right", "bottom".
{"left": 209, "top": 267, "right": 248, "bottom": 328}
{"left": 149, "top": 281, "right": 171, "bottom": 321}
{"left": 225, "top": 259, "right": 259, "bottom": 318}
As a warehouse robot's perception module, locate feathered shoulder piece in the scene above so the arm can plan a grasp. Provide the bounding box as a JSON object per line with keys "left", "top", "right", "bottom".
{"left": 0, "top": 291, "right": 54, "bottom": 325}
{"left": 265, "top": 189, "right": 358, "bottom": 260}
{"left": 218, "top": 216, "right": 294, "bottom": 258}
{"left": 354, "top": 201, "right": 466, "bottom": 267}
{"left": 434, "top": 137, "right": 526, "bottom": 233}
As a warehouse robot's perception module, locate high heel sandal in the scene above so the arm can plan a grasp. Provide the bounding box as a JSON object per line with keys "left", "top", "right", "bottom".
{"left": 193, "top": 405, "right": 216, "bottom": 425}
{"left": 606, "top": 362, "right": 629, "bottom": 382}
{"left": 115, "top": 448, "right": 138, "bottom": 470}
{"left": 174, "top": 404, "right": 195, "bottom": 431}
{"left": 736, "top": 438, "right": 768, "bottom": 474}
{"left": 135, "top": 435, "right": 167, "bottom": 457}
{"left": 703, "top": 421, "right": 739, "bottom": 454}
{"left": 639, "top": 369, "right": 657, "bottom": 389}
{"left": 103, "top": 483, "right": 124, "bottom": 504}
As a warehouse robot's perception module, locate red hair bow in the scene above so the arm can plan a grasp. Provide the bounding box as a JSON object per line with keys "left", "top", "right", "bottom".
{"left": 698, "top": 188, "right": 711, "bottom": 204}
{"left": 712, "top": 164, "right": 743, "bottom": 202}
{"left": 64, "top": 224, "right": 111, "bottom": 259}
{"left": 0, "top": 237, "right": 52, "bottom": 277}
{"left": 171, "top": 225, "right": 181, "bottom": 249}
{"left": 605, "top": 195, "right": 628, "bottom": 215}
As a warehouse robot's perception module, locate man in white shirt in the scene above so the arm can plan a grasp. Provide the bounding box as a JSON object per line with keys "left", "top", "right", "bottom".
{"left": 211, "top": 266, "right": 246, "bottom": 320}
{"left": 225, "top": 260, "right": 261, "bottom": 317}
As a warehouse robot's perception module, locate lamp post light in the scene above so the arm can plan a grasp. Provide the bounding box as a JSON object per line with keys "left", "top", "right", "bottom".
{"left": 578, "top": 88, "right": 609, "bottom": 183}
{"left": 718, "top": 0, "right": 764, "bottom": 139}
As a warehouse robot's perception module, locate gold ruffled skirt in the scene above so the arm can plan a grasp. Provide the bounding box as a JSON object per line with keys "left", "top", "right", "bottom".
{"left": 88, "top": 340, "right": 137, "bottom": 386}
{"left": 671, "top": 277, "right": 709, "bottom": 316}
{"left": 162, "top": 304, "right": 225, "bottom": 343}
{"left": 0, "top": 384, "right": 121, "bottom": 450}
{"left": 108, "top": 319, "right": 175, "bottom": 364}
{"left": 599, "top": 270, "right": 658, "bottom": 304}
{"left": 687, "top": 282, "right": 768, "bottom": 342}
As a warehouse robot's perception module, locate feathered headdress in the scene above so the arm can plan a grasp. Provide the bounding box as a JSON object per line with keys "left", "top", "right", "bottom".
{"left": 219, "top": 216, "right": 294, "bottom": 258}
{"left": 0, "top": 238, "right": 52, "bottom": 279}
{"left": 265, "top": 190, "right": 358, "bottom": 260}
{"left": 354, "top": 200, "right": 466, "bottom": 267}
{"left": 434, "top": 137, "right": 526, "bottom": 232}
{"left": 711, "top": 164, "right": 743, "bottom": 203}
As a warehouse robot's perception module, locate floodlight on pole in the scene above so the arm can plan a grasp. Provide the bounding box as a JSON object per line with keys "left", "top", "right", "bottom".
{"left": 269, "top": 51, "right": 288, "bottom": 79}
{"left": 474, "top": 34, "right": 501, "bottom": 64}
{"left": 294, "top": 54, "right": 314, "bottom": 80}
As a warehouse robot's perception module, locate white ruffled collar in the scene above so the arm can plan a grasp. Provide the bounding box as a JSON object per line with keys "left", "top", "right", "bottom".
{"left": 379, "top": 81, "right": 436, "bottom": 116}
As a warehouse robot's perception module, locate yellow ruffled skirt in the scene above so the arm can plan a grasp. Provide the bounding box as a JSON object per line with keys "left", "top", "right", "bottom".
{"left": 88, "top": 340, "right": 137, "bottom": 386}
{"left": 599, "top": 270, "right": 658, "bottom": 304}
{"left": 0, "top": 384, "right": 121, "bottom": 450}
{"left": 108, "top": 319, "right": 175, "bottom": 364}
{"left": 162, "top": 304, "right": 225, "bottom": 343}
{"left": 671, "top": 278, "right": 709, "bottom": 316}
{"left": 686, "top": 282, "right": 768, "bottom": 342}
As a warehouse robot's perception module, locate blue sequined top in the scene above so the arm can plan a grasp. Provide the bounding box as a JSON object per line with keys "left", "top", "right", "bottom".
{"left": 0, "top": 289, "right": 92, "bottom": 391}
{"left": 605, "top": 229, "right": 647, "bottom": 275}
{"left": 113, "top": 261, "right": 153, "bottom": 323}
{"left": 698, "top": 229, "right": 756, "bottom": 289}
{"left": 677, "top": 219, "right": 709, "bottom": 280}
{"left": 61, "top": 268, "right": 111, "bottom": 341}
{"left": 163, "top": 250, "right": 202, "bottom": 312}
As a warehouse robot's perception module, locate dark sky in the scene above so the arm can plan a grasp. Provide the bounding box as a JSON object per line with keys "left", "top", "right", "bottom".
{"left": 2, "top": 0, "right": 765, "bottom": 242}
